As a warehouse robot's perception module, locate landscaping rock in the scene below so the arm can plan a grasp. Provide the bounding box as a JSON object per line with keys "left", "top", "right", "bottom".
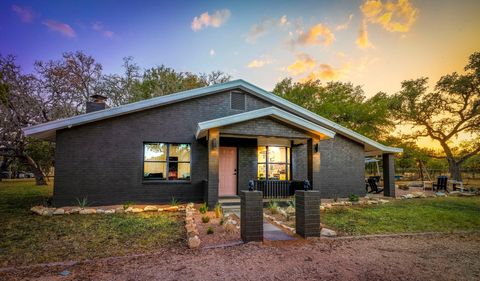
{"left": 188, "top": 235, "right": 201, "bottom": 249}
{"left": 399, "top": 184, "right": 409, "bottom": 190}
{"left": 70, "top": 207, "right": 81, "bottom": 214}
{"left": 223, "top": 221, "right": 237, "bottom": 234}
{"left": 435, "top": 192, "right": 447, "bottom": 197}
{"left": 30, "top": 206, "right": 44, "bottom": 215}
{"left": 144, "top": 205, "right": 158, "bottom": 211}
{"left": 125, "top": 207, "right": 133, "bottom": 213}
{"left": 412, "top": 191, "right": 426, "bottom": 198}
{"left": 96, "top": 209, "right": 105, "bottom": 214}
{"left": 104, "top": 209, "right": 115, "bottom": 214}
{"left": 115, "top": 208, "right": 125, "bottom": 213}
{"left": 79, "top": 208, "right": 96, "bottom": 215}
{"left": 132, "top": 208, "right": 143, "bottom": 213}
{"left": 164, "top": 206, "right": 179, "bottom": 212}
{"left": 320, "top": 206, "right": 325, "bottom": 211}
{"left": 53, "top": 208, "right": 65, "bottom": 215}
{"left": 378, "top": 199, "right": 390, "bottom": 204}
{"left": 401, "top": 194, "right": 414, "bottom": 199}
{"left": 459, "top": 192, "right": 475, "bottom": 197}
{"left": 320, "top": 228, "right": 337, "bottom": 237}
{"left": 41, "top": 208, "right": 54, "bottom": 216}
{"left": 285, "top": 206, "right": 295, "bottom": 215}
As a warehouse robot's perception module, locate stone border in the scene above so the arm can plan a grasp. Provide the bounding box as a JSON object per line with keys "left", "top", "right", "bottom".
{"left": 185, "top": 203, "right": 201, "bottom": 249}
{"left": 263, "top": 213, "right": 295, "bottom": 233}
{"left": 30, "top": 205, "right": 182, "bottom": 216}
{"left": 320, "top": 198, "right": 390, "bottom": 210}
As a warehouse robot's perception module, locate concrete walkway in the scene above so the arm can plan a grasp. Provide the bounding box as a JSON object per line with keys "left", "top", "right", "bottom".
{"left": 263, "top": 221, "right": 295, "bottom": 241}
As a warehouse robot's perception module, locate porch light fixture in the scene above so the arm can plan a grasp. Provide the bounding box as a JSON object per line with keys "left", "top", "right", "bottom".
{"left": 314, "top": 143, "right": 319, "bottom": 153}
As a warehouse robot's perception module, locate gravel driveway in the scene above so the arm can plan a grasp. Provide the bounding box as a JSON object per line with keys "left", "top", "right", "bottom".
{"left": 1, "top": 233, "right": 479, "bottom": 281}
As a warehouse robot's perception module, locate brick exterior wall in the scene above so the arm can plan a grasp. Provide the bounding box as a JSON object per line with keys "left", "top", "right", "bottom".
{"left": 53, "top": 88, "right": 367, "bottom": 206}
{"left": 317, "top": 134, "right": 365, "bottom": 198}
{"left": 292, "top": 143, "right": 308, "bottom": 181}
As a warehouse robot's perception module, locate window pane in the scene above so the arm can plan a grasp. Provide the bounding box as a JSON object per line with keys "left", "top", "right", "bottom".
{"left": 144, "top": 162, "right": 166, "bottom": 179}
{"left": 287, "top": 147, "right": 290, "bottom": 163}
{"left": 258, "top": 146, "right": 267, "bottom": 163}
{"left": 268, "top": 147, "right": 286, "bottom": 163}
{"left": 268, "top": 164, "right": 287, "bottom": 180}
{"left": 167, "top": 162, "right": 191, "bottom": 180}
{"left": 170, "top": 144, "right": 191, "bottom": 162}
{"left": 144, "top": 143, "right": 166, "bottom": 161}
{"left": 177, "top": 163, "right": 191, "bottom": 180}
{"left": 257, "top": 164, "right": 266, "bottom": 180}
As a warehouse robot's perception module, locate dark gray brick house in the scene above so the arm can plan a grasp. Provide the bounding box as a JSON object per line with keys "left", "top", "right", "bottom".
{"left": 23, "top": 80, "right": 402, "bottom": 206}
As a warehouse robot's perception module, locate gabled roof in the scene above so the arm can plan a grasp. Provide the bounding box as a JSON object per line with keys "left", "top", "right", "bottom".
{"left": 22, "top": 79, "right": 402, "bottom": 154}
{"left": 195, "top": 107, "right": 336, "bottom": 139}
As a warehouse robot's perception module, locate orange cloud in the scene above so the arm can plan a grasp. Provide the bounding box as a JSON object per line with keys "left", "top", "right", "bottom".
{"left": 356, "top": 19, "right": 373, "bottom": 48}
{"left": 191, "top": 9, "right": 231, "bottom": 31}
{"left": 360, "top": 0, "right": 418, "bottom": 32}
{"left": 297, "top": 24, "right": 335, "bottom": 46}
{"left": 247, "top": 58, "right": 273, "bottom": 68}
{"left": 287, "top": 54, "right": 316, "bottom": 75}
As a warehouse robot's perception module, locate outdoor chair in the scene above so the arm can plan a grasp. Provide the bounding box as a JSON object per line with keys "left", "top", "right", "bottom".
{"left": 367, "top": 177, "right": 384, "bottom": 194}
{"left": 432, "top": 176, "right": 448, "bottom": 192}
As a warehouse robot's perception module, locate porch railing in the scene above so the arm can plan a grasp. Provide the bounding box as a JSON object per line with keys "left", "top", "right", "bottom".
{"left": 254, "top": 180, "right": 292, "bottom": 198}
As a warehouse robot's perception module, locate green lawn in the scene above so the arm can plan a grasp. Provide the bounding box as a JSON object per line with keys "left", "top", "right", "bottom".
{"left": 322, "top": 197, "right": 480, "bottom": 235}
{"left": 0, "top": 179, "right": 185, "bottom": 267}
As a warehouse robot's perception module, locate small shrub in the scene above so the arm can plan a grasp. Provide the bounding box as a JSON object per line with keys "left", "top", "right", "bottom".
{"left": 201, "top": 216, "right": 210, "bottom": 223}
{"left": 287, "top": 199, "right": 295, "bottom": 208}
{"left": 219, "top": 218, "right": 225, "bottom": 225}
{"left": 76, "top": 197, "right": 89, "bottom": 208}
{"left": 268, "top": 200, "right": 279, "bottom": 214}
{"left": 348, "top": 194, "right": 359, "bottom": 202}
{"left": 214, "top": 203, "right": 223, "bottom": 218}
{"left": 123, "top": 201, "right": 134, "bottom": 210}
{"left": 333, "top": 194, "right": 339, "bottom": 202}
{"left": 199, "top": 203, "right": 208, "bottom": 214}
{"left": 170, "top": 196, "right": 179, "bottom": 206}
{"left": 207, "top": 227, "right": 214, "bottom": 235}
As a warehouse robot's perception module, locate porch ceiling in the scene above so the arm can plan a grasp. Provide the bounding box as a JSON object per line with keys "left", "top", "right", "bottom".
{"left": 195, "top": 107, "right": 336, "bottom": 140}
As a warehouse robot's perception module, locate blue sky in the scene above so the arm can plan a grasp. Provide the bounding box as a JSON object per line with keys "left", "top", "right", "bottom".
{"left": 1, "top": 0, "right": 479, "bottom": 96}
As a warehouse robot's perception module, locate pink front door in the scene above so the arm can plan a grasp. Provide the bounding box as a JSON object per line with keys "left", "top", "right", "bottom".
{"left": 219, "top": 147, "right": 237, "bottom": 196}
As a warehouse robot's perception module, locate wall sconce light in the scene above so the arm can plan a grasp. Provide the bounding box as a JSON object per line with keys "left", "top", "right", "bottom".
{"left": 314, "top": 143, "right": 319, "bottom": 153}
{"left": 211, "top": 138, "right": 217, "bottom": 149}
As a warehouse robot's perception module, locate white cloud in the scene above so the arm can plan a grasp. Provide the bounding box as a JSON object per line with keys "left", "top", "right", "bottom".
{"left": 92, "top": 22, "right": 114, "bottom": 38}
{"left": 295, "top": 23, "right": 335, "bottom": 46}
{"left": 336, "top": 14, "right": 354, "bottom": 30}
{"left": 210, "top": 49, "right": 216, "bottom": 56}
{"left": 191, "top": 9, "right": 231, "bottom": 31}
{"left": 247, "top": 57, "right": 273, "bottom": 68}
{"left": 360, "top": 0, "right": 418, "bottom": 33}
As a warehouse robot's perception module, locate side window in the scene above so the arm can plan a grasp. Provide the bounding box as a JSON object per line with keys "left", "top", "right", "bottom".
{"left": 144, "top": 143, "right": 191, "bottom": 181}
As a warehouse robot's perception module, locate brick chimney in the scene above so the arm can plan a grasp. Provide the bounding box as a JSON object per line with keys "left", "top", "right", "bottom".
{"left": 86, "top": 94, "right": 109, "bottom": 113}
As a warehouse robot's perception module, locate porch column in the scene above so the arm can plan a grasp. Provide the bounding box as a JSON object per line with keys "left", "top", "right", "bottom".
{"left": 308, "top": 138, "right": 321, "bottom": 192}
{"left": 382, "top": 153, "right": 395, "bottom": 197}
{"left": 207, "top": 129, "right": 220, "bottom": 208}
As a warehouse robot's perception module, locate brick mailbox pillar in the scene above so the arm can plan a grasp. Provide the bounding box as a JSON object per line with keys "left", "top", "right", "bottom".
{"left": 240, "top": 190, "right": 263, "bottom": 242}
{"left": 295, "top": 190, "right": 321, "bottom": 238}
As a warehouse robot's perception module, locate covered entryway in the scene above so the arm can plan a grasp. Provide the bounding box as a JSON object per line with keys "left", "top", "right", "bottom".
{"left": 219, "top": 147, "right": 237, "bottom": 196}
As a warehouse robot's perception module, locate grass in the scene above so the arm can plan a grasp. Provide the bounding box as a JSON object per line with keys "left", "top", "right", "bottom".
{"left": 322, "top": 196, "right": 480, "bottom": 235}
{"left": 0, "top": 179, "right": 185, "bottom": 267}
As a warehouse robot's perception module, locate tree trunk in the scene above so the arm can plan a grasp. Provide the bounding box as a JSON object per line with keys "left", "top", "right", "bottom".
{"left": 21, "top": 155, "right": 47, "bottom": 185}
{"left": 447, "top": 158, "right": 462, "bottom": 181}
{"left": 0, "top": 158, "right": 12, "bottom": 181}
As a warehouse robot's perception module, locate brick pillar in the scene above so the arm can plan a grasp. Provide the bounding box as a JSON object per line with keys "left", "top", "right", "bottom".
{"left": 295, "top": 190, "right": 321, "bottom": 238}
{"left": 383, "top": 153, "right": 395, "bottom": 197}
{"left": 240, "top": 190, "right": 263, "bottom": 242}
{"left": 207, "top": 129, "right": 219, "bottom": 209}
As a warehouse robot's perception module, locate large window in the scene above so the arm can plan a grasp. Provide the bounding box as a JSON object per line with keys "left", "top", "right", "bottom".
{"left": 257, "top": 146, "right": 291, "bottom": 181}
{"left": 144, "top": 143, "right": 191, "bottom": 181}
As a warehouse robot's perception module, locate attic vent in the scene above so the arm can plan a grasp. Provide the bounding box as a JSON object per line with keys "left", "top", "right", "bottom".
{"left": 230, "top": 91, "right": 246, "bottom": 110}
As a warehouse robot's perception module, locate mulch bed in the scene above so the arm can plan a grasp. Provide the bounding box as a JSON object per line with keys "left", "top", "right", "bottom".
{"left": 192, "top": 204, "right": 241, "bottom": 248}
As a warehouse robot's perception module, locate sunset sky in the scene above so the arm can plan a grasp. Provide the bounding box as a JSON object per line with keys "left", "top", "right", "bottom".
{"left": 1, "top": 0, "right": 479, "bottom": 98}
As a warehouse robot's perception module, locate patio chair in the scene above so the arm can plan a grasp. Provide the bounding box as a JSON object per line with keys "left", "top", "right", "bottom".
{"left": 367, "top": 177, "right": 384, "bottom": 194}
{"left": 432, "top": 176, "right": 448, "bottom": 192}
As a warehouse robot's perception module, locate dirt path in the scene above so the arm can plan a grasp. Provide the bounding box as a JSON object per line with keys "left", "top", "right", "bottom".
{"left": 1, "top": 233, "right": 479, "bottom": 281}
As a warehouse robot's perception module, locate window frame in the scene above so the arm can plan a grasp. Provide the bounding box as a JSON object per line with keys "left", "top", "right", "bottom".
{"left": 257, "top": 146, "right": 291, "bottom": 181}
{"left": 143, "top": 142, "right": 192, "bottom": 182}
